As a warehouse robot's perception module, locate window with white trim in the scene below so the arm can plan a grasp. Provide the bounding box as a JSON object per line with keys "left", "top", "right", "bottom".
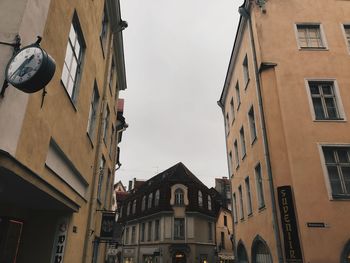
{"left": 240, "top": 126, "right": 246, "bottom": 158}
{"left": 225, "top": 113, "right": 230, "bottom": 135}
{"left": 296, "top": 24, "right": 326, "bottom": 49}
{"left": 233, "top": 193, "right": 238, "bottom": 223}
{"left": 243, "top": 55, "right": 249, "bottom": 87}
{"left": 61, "top": 13, "right": 85, "bottom": 101}
{"left": 174, "top": 218, "right": 185, "bottom": 240}
{"left": 323, "top": 146, "right": 350, "bottom": 198}
{"left": 175, "top": 188, "right": 184, "bottom": 205}
{"left": 234, "top": 140, "right": 239, "bottom": 168}
{"left": 102, "top": 105, "right": 110, "bottom": 143}
{"left": 100, "top": 4, "right": 109, "bottom": 55}
{"left": 308, "top": 81, "right": 342, "bottom": 120}
{"left": 198, "top": 190, "right": 203, "bottom": 207}
{"left": 148, "top": 193, "right": 153, "bottom": 209}
{"left": 344, "top": 25, "right": 350, "bottom": 52}
{"left": 230, "top": 98, "right": 235, "bottom": 123}
{"left": 155, "top": 190, "right": 160, "bottom": 206}
{"left": 255, "top": 163, "right": 265, "bottom": 208}
{"left": 238, "top": 185, "right": 244, "bottom": 220}
{"left": 87, "top": 83, "right": 100, "bottom": 138}
{"left": 235, "top": 82, "right": 241, "bottom": 109}
{"left": 97, "top": 156, "right": 105, "bottom": 202}
{"left": 142, "top": 196, "right": 146, "bottom": 211}
{"left": 245, "top": 177, "right": 252, "bottom": 215}
{"left": 132, "top": 199, "right": 136, "bottom": 214}
{"left": 248, "top": 106, "right": 257, "bottom": 142}
{"left": 208, "top": 195, "right": 212, "bottom": 211}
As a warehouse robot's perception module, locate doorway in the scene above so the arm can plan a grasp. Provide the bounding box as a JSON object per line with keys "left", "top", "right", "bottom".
{"left": 0, "top": 217, "right": 23, "bottom": 263}
{"left": 172, "top": 252, "right": 186, "bottom": 263}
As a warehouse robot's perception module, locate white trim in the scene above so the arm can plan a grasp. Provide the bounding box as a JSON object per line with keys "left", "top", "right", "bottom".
{"left": 341, "top": 23, "right": 350, "bottom": 54}
{"left": 304, "top": 78, "right": 346, "bottom": 121}
{"left": 294, "top": 23, "right": 329, "bottom": 50}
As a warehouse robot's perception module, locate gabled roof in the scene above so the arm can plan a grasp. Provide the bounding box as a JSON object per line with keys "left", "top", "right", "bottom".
{"left": 114, "top": 180, "right": 126, "bottom": 192}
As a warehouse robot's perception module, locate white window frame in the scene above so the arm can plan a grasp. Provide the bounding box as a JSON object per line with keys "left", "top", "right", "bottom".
{"left": 240, "top": 126, "right": 247, "bottom": 159}
{"left": 87, "top": 83, "right": 100, "bottom": 140}
{"left": 318, "top": 143, "right": 350, "bottom": 200}
{"left": 304, "top": 78, "right": 346, "bottom": 122}
{"left": 243, "top": 55, "right": 250, "bottom": 88}
{"left": 341, "top": 23, "right": 350, "bottom": 54}
{"left": 238, "top": 185, "right": 244, "bottom": 220}
{"left": 245, "top": 176, "right": 253, "bottom": 216}
{"left": 232, "top": 192, "right": 238, "bottom": 223}
{"left": 255, "top": 163, "right": 265, "bottom": 209}
{"left": 248, "top": 105, "right": 257, "bottom": 144}
{"left": 294, "top": 23, "right": 328, "bottom": 50}
{"left": 234, "top": 140, "right": 239, "bottom": 169}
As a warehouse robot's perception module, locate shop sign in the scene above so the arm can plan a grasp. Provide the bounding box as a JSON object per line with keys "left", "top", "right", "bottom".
{"left": 100, "top": 212, "right": 115, "bottom": 239}
{"left": 50, "top": 217, "right": 69, "bottom": 263}
{"left": 277, "top": 186, "right": 303, "bottom": 263}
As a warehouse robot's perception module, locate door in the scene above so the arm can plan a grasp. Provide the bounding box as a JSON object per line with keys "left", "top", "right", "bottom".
{"left": 0, "top": 217, "right": 23, "bottom": 263}
{"left": 173, "top": 252, "right": 186, "bottom": 263}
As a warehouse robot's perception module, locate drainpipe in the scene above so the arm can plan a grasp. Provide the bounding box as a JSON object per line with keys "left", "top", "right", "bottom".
{"left": 238, "top": 4, "right": 284, "bottom": 263}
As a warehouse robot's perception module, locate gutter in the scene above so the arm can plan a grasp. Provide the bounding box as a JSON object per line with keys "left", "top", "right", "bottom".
{"left": 238, "top": 4, "right": 284, "bottom": 263}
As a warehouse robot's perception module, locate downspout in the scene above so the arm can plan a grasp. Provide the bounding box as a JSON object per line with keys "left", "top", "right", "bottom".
{"left": 217, "top": 101, "right": 237, "bottom": 262}
{"left": 238, "top": 4, "right": 284, "bottom": 263}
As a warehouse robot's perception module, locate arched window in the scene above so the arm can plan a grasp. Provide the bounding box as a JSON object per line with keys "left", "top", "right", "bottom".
{"left": 127, "top": 202, "right": 131, "bottom": 216}
{"left": 148, "top": 193, "right": 153, "bottom": 209}
{"left": 341, "top": 240, "right": 350, "bottom": 263}
{"left": 142, "top": 196, "right": 146, "bottom": 211}
{"left": 175, "top": 188, "right": 184, "bottom": 205}
{"left": 155, "top": 190, "right": 160, "bottom": 206}
{"left": 252, "top": 237, "right": 272, "bottom": 263}
{"left": 132, "top": 200, "right": 136, "bottom": 214}
{"left": 119, "top": 205, "right": 123, "bottom": 218}
{"left": 198, "top": 190, "right": 203, "bottom": 207}
{"left": 237, "top": 242, "right": 248, "bottom": 263}
{"left": 208, "top": 195, "right": 212, "bottom": 210}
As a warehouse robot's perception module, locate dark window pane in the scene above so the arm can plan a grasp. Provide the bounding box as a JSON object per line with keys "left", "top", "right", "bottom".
{"left": 322, "top": 85, "right": 333, "bottom": 95}
{"left": 324, "top": 148, "right": 335, "bottom": 163}
{"left": 310, "top": 85, "right": 319, "bottom": 94}
{"left": 327, "top": 166, "right": 343, "bottom": 194}
{"left": 337, "top": 149, "right": 350, "bottom": 163}
{"left": 325, "top": 98, "right": 338, "bottom": 119}
{"left": 342, "top": 167, "right": 350, "bottom": 194}
{"left": 312, "top": 98, "right": 325, "bottom": 119}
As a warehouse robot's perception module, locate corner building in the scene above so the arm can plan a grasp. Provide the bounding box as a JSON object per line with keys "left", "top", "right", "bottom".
{"left": 0, "top": 0, "right": 127, "bottom": 262}
{"left": 218, "top": 0, "right": 350, "bottom": 262}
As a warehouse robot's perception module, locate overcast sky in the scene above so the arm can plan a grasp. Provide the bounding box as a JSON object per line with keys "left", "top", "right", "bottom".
{"left": 117, "top": 0, "right": 243, "bottom": 189}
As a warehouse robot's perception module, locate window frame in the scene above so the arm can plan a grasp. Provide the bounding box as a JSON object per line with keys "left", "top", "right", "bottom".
{"left": 342, "top": 24, "right": 350, "bottom": 54}
{"left": 232, "top": 192, "right": 238, "bottom": 223}
{"left": 238, "top": 185, "right": 244, "bottom": 220}
{"left": 248, "top": 105, "right": 257, "bottom": 144}
{"left": 175, "top": 188, "right": 184, "bottom": 206}
{"left": 154, "top": 219, "right": 160, "bottom": 241}
{"left": 234, "top": 140, "right": 239, "bottom": 169}
{"left": 240, "top": 126, "right": 247, "bottom": 159}
{"left": 235, "top": 81, "right": 241, "bottom": 110}
{"left": 243, "top": 55, "right": 250, "bottom": 88}
{"left": 61, "top": 12, "right": 86, "bottom": 104}
{"left": 305, "top": 79, "right": 345, "bottom": 121}
{"left": 255, "top": 163, "right": 265, "bottom": 209}
{"left": 230, "top": 98, "right": 235, "bottom": 124}
{"left": 295, "top": 23, "right": 328, "bottom": 50}
{"left": 198, "top": 190, "right": 203, "bottom": 207}
{"left": 97, "top": 156, "right": 105, "bottom": 202}
{"left": 245, "top": 176, "right": 253, "bottom": 216}
{"left": 174, "top": 218, "right": 185, "bottom": 240}
{"left": 99, "top": 4, "right": 109, "bottom": 57}
{"left": 87, "top": 82, "right": 100, "bottom": 141}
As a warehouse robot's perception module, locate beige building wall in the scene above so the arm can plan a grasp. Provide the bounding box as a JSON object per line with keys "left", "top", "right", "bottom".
{"left": 215, "top": 209, "right": 234, "bottom": 261}
{"left": 220, "top": 0, "right": 350, "bottom": 262}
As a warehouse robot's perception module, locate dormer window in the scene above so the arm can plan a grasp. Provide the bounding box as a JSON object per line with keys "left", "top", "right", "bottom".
{"left": 175, "top": 188, "right": 184, "bottom": 205}
{"left": 132, "top": 200, "right": 136, "bottom": 214}
{"left": 127, "top": 202, "right": 131, "bottom": 216}
{"left": 208, "top": 195, "right": 212, "bottom": 211}
{"left": 142, "top": 196, "right": 146, "bottom": 211}
{"left": 148, "top": 193, "right": 153, "bottom": 209}
{"left": 155, "top": 190, "right": 160, "bottom": 206}
{"left": 198, "top": 190, "right": 203, "bottom": 207}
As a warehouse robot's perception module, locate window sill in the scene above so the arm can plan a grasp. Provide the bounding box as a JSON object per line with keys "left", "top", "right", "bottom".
{"left": 235, "top": 164, "right": 240, "bottom": 171}
{"left": 331, "top": 195, "right": 350, "bottom": 200}
{"left": 241, "top": 153, "right": 247, "bottom": 161}
{"left": 299, "top": 47, "right": 328, "bottom": 51}
{"left": 244, "top": 78, "right": 250, "bottom": 90}
{"left": 247, "top": 212, "right": 253, "bottom": 218}
{"left": 251, "top": 136, "right": 257, "bottom": 146}
{"left": 313, "top": 118, "right": 346, "bottom": 122}
{"left": 258, "top": 205, "right": 266, "bottom": 212}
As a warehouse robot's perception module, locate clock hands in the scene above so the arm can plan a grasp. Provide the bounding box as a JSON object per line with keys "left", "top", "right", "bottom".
{"left": 9, "top": 54, "right": 35, "bottom": 81}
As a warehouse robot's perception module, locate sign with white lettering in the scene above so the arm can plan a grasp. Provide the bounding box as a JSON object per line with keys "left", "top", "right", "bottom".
{"left": 277, "top": 186, "right": 303, "bottom": 263}
{"left": 50, "top": 217, "right": 69, "bottom": 263}
{"left": 100, "top": 212, "right": 115, "bottom": 239}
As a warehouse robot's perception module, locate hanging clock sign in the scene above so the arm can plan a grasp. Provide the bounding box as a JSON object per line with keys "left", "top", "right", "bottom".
{"left": 5, "top": 39, "right": 56, "bottom": 93}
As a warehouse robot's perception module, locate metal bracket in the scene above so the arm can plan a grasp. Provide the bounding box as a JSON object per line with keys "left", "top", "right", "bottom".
{"left": 0, "top": 35, "right": 21, "bottom": 98}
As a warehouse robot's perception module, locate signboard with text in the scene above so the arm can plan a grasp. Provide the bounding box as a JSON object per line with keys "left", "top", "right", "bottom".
{"left": 277, "top": 186, "right": 303, "bottom": 263}
{"left": 100, "top": 212, "right": 115, "bottom": 240}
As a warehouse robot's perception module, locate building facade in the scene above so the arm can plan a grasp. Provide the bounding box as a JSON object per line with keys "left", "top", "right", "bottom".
{"left": 218, "top": 0, "right": 350, "bottom": 262}
{"left": 0, "top": 0, "right": 127, "bottom": 262}
{"left": 215, "top": 177, "right": 232, "bottom": 211}
{"left": 118, "top": 163, "right": 219, "bottom": 263}
{"left": 215, "top": 208, "right": 234, "bottom": 263}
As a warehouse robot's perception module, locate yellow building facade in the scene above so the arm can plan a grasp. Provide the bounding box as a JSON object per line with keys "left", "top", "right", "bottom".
{"left": 0, "top": 0, "right": 127, "bottom": 262}
{"left": 219, "top": 0, "right": 350, "bottom": 262}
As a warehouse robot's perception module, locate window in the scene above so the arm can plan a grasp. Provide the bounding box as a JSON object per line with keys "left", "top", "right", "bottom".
{"left": 323, "top": 146, "right": 350, "bottom": 197}
{"left": 154, "top": 220, "right": 160, "bottom": 241}
{"left": 308, "top": 81, "right": 341, "bottom": 120}
{"left": 208, "top": 195, "right": 212, "bottom": 211}
{"left": 248, "top": 106, "right": 257, "bottom": 142}
{"left": 175, "top": 188, "right": 184, "bottom": 205}
{"left": 230, "top": 98, "right": 235, "bottom": 123}
{"left": 240, "top": 126, "right": 246, "bottom": 158}
{"left": 127, "top": 202, "right": 131, "bottom": 216}
{"left": 102, "top": 105, "right": 110, "bottom": 143}
{"left": 220, "top": 232, "right": 225, "bottom": 249}
{"left": 252, "top": 239, "right": 272, "bottom": 263}
{"left": 87, "top": 83, "right": 100, "bottom": 138}
{"left": 104, "top": 170, "right": 111, "bottom": 206}
{"left": 141, "top": 223, "right": 145, "bottom": 242}
{"left": 224, "top": 215, "right": 227, "bottom": 226}
{"left": 208, "top": 222, "right": 213, "bottom": 241}
{"left": 233, "top": 193, "right": 238, "bottom": 223}
{"left": 125, "top": 227, "right": 129, "bottom": 244}
{"left": 234, "top": 140, "right": 239, "bottom": 168}
{"left": 97, "top": 156, "right": 105, "bottom": 202}
{"left": 255, "top": 163, "right": 265, "bottom": 208}
{"left": 344, "top": 25, "right": 350, "bottom": 52}
{"left": 100, "top": 4, "right": 109, "bottom": 55}
{"left": 245, "top": 177, "right": 253, "bottom": 215}
{"left": 131, "top": 226, "right": 136, "bottom": 244}
{"left": 229, "top": 151, "right": 233, "bottom": 176}
{"left": 238, "top": 185, "right": 244, "bottom": 220}
{"left": 61, "top": 13, "right": 85, "bottom": 101}
{"left": 296, "top": 24, "right": 325, "bottom": 49}
{"left": 155, "top": 190, "right": 160, "bottom": 206}
{"left": 109, "top": 125, "right": 115, "bottom": 156}
{"left": 148, "top": 193, "right": 153, "bottom": 209}
{"left": 174, "top": 218, "right": 185, "bottom": 240}
{"left": 109, "top": 58, "right": 115, "bottom": 93}
{"left": 237, "top": 243, "right": 249, "bottom": 263}
{"left": 132, "top": 200, "right": 136, "bottom": 214}
{"left": 225, "top": 113, "right": 230, "bottom": 135}
{"left": 235, "top": 82, "right": 241, "bottom": 108}
{"left": 198, "top": 190, "right": 203, "bottom": 207}
{"left": 147, "top": 221, "right": 152, "bottom": 241}
{"left": 142, "top": 196, "right": 146, "bottom": 211}
{"left": 243, "top": 55, "right": 249, "bottom": 87}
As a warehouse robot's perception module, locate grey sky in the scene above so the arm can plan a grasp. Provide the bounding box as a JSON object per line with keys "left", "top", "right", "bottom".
{"left": 117, "top": 0, "right": 242, "bottom": 188}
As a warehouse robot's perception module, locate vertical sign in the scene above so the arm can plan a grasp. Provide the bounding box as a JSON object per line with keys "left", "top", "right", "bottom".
{"left": 51, "top": 217, "right": 69, "bottom": 263}
{"left": 100, "top": 212, "right": 115, "bottom": 239}
{"left": 277, "top": 186, "right": 303, "bottom": 263}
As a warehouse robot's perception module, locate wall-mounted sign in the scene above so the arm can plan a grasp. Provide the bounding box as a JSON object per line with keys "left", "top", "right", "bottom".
{"left": 307, "top": 222, "right": 327, "bottom": 228}
{"left": 277, "top": 186, "right": 303, "bottom": 263}
{"left": 5, "top": 41, "right": 55, "bottom": 93}
{"left": 100, "top": 212, "right": 115, "bottom": 240}
{"left": 50, "top": 217, "right": 69, "bottom": 263}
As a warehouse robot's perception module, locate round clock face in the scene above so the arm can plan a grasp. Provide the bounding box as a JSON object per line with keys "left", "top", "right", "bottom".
{"left": 6, "top": 46, "right": 44, "bottom": 85}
